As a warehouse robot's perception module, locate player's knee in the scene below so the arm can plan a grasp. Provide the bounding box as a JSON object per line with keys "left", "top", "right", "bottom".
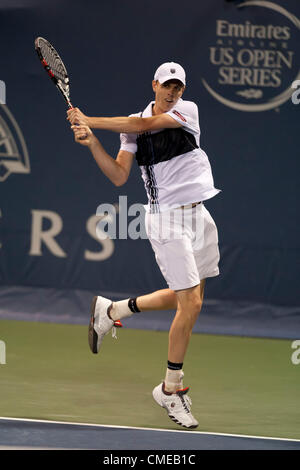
{"left": 185, "top": 297, "right": 203, "bottom": 315}
{"left": 177, "top": 297, "right": 202, "bottom": 325}
{"left": 190, "top": 301, "right": 202, "bottom": 325}
{"left": 194, "top": 297, "right": 203, "bottom": 314}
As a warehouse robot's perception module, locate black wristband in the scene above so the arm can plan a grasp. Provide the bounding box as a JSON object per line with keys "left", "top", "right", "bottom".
{"left": 128, "top": 298, "right": 141, "bottom": 313}
{"left": 167, "top": 360, "right": 183, "bottom": 371}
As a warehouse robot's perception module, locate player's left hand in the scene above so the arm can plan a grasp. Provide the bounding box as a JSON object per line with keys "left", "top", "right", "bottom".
{"left": 67, "top": 107, "right": 89, "bottom": 126}
{"left": 71, "top": 124, "right": 94, "bottom": 146}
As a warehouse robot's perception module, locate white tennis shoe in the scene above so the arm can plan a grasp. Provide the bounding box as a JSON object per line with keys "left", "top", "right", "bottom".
{"left": 152, "top": 382, "right": 199, "bottom": 429}
{"left": 88, "top": 296, "right": 116, "bottom": 354}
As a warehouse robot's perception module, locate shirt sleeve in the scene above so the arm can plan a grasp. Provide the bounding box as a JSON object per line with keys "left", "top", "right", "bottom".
{"left": 119, "top": 132, "right": 138, "bottom": 154}
{"left": 166, "top": 100, "right": 199, "bottom": 135}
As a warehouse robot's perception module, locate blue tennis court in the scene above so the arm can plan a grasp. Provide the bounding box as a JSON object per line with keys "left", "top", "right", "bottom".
{"left": 1, "top": 418, "right": 300, "bottom": 450}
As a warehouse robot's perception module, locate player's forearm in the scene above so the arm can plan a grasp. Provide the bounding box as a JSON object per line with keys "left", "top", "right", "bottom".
{"left": 88, "top": 137, "right": 127, "bottom": 186}
{"left": 87, "top": 116, "right": 145, "bottom": 133}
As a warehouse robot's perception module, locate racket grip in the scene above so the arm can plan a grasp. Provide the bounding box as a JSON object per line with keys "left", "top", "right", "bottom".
{"left": 68, "top": 104, "right": 88, "bottom": 140}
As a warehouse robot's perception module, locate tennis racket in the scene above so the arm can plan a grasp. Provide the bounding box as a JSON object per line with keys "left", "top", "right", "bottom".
{"left": 35, "top": 37, "right": 86, "bottom": 139}
{"left": 35, "top": 37, "right": 74, "bottom": 108}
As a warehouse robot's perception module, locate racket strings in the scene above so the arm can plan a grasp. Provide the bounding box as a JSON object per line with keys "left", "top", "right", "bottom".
{"left": 38, "top": 39, "right": 69, "bottom": 92}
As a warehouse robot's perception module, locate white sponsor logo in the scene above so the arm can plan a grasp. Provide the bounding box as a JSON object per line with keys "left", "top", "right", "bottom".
{"left": 0, "top": 105, "right": 30, "bottom": 182}
{"left": 28, "top": 209, "right": 114, "bottom": 261}
{"left": 201, "top": 1, "right": 300, "bottom": 112}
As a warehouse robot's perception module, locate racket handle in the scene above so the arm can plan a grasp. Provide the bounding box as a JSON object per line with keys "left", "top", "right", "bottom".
{"left": 68, "top": 104, "right": 87, "bottom": 140}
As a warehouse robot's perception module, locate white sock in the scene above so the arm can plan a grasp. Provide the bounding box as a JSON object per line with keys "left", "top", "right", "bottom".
{"left": 164, "top": 369, "right": 184, "bottom": 393}
{"left": 109, "top": 299, "right": 134, "bottom": 321}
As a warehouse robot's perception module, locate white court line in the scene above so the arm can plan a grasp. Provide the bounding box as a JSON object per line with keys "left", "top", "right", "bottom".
{"left": 0, "top": 416, "right": 300, "bottom": 443}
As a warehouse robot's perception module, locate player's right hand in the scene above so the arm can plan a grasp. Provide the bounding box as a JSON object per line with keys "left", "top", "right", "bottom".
{"left": 71, "top": 124, "right": 95, "bottom": 146}
{"left": 67, "top": 107, "right": 89, "bottom": 126}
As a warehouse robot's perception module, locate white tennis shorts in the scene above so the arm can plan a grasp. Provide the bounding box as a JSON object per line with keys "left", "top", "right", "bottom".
{"left": 145, "top": 203, "right": 220, "bottom": 291}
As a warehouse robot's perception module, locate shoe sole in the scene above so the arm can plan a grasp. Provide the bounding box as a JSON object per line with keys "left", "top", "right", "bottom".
{"left": 88, "top": 296, "right": 98, "bottom": 354}
{"left": 152, "top": 387, "right": 198, "bottom": 430}
{"left": 167, "top": 414, "right": 198, "bottom": 429}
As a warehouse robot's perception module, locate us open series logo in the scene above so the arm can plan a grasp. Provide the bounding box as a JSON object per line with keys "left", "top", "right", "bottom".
{"left": 201, "top": 1, "right": 300, "bottom": 112}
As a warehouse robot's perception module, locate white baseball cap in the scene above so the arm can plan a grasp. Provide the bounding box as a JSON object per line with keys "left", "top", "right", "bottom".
{"left": 154, "top": 62, "right": 186, "bottom": 86}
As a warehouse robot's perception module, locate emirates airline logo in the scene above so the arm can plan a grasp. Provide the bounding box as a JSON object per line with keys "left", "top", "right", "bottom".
{"left": 0, "top": 105, "right": 30, "bottom": 182}
{"left": 201, "top": 1, "right": 300, "bottom": 112}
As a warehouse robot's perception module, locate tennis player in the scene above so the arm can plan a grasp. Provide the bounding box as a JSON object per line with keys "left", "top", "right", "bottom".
{"left": 68, "top": 62, "right": 220, "bottom": 429}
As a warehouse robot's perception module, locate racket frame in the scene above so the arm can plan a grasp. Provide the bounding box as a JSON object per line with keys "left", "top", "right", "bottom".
{"left": 35, "top": 37, "right": 73, "bottom": 109}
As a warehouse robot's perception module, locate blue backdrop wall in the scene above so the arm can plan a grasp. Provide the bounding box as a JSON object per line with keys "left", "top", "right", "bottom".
{"left": 0, "top": 0, "right": 299, "bottom": 306}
